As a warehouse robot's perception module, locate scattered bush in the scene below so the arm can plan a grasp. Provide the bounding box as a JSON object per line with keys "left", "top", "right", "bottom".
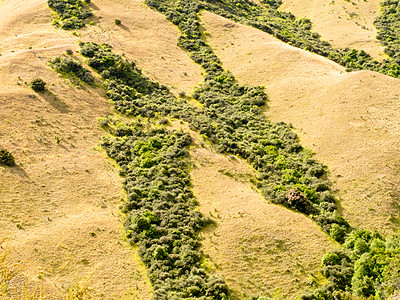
{"left": 114, "top": 19, "right": 121, "bottom": 25}
{"left": 0, "top": 149, "right": 15, "bottom": 167}
{"left": 30, "top": 78, "right": 46, "bottom": 92}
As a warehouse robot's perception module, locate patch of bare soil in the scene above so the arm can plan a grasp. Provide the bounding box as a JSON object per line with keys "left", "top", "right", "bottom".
{"left": 200, "top": 11, "right": 400, "bottom": 235}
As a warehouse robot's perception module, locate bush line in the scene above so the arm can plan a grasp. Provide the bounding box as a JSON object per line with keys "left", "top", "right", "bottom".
{"left": 101, "top": 121, "right": 229, "bottom": 299}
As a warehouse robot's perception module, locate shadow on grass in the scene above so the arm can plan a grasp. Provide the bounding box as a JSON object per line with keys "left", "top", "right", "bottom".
{"left": 119, "top": 23, "right": 131, "bottom": 32}
{"left": 38, "top": 90, "right": 69, "bottom": 113}
{"left": 89, "top": 2, "right": 100, "bottom": 10}
{"left": 1, "top": 164, "right": 30, "bottom": 179}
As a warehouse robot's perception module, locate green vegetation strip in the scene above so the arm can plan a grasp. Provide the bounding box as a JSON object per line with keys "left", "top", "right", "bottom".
{"left": 77, "top": 38, "right": 349, "bottom": 297}
{"left": 171, "top": 0, "right": 400, "bottom": 78}
{"left": 101, "top": 121, "right": 228, "bottom": 299}
{"left": 48, "top": 0, "right": 92, "bottom": 29}
{"left": 374, "top": 0, "right": 400, "bottom": 67}
{"left": 47, "top": 0, "right": 400, "bottom": 298}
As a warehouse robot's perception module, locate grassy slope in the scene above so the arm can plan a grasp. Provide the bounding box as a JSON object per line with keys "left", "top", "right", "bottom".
{"left": 191, "top": 146, "right": 335, "bottom": 299}
{"left": 1, "top": 0, "right": 399, "bottom": 298}
{"left": 279, "top": 0, "right": 385, "bottom": 60}
{"left": 78, "top": 0, "right": 203, "bottom": 96}
{"left": 0, "top": 0, "right": 201, "bottom": 297}
{"left": 200, "top": 11, "right": 400, "bottom": 235}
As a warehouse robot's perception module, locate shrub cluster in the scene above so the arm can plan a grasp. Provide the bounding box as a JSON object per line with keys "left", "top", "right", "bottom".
{"left": 101, "top": 122, "right": 228, "bottom": 299}
{"left": 144, "top": 0, "right": 350, "bottom": 240}
{"left": 302, "top": 230, "right": 400, "bottom": 299}
{"left": 149, "top": 0, "right": 400, "bottom": 79}
{"left": 0, "top": 149, "right": 15, "bottom": 167}
{"left": 30, "top": 78, "right": 46, "bottom": 92}
{"left": 48, "top": 0, "right": 92, "bottom": 29}
{"left": 48, "top": 0, "right": 400, "bottom": 297}
{"left": 374, "top": 0, "right": 400, "bottom": 77}
{"left": 49, "top": 56, "right": 95, "bottom": 85}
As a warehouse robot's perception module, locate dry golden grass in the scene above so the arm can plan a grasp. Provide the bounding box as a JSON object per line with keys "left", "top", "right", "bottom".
{"left": 191, "top": 147, "right": 336, "bottom": 299}
{"left": 200, "top": 11, "right": 400, "bottom": 235}
{"left": 0, "top": 0, "right": 203, "bottom": 297}
{"left": 79, "top": 0, "right": 203, "bottom": 96}
{"left": 279, "top": 0, "right": 385, "bottom": 59}
{"left": 2, "top": 0, "right": 399, "bottom": 298}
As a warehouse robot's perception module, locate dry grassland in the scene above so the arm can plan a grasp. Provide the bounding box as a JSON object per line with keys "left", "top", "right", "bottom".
{"left": 280, "top": 0, "right": 385, "bottom": 59}
{"left": 191, "top": 147, "right": 335, "bottom": 299}
{"left": 200, "top": 11, "right": 400, "bottom": 235}
{"left": 0, "top": 0, "right": 203, "bottom": 297}
{"left": 2, "top": 0, "right": 397, "bottom": 298}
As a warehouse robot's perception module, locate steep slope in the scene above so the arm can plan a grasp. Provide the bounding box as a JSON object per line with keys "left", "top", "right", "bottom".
{"left": 280, "top": 0, "right": 385, "bottom": 59}
{"left": 191, "top": 147, "right": 335, "bottom": 299}
{"left": 0, "top": 0, "right": 202, "bottom": 297}
{"left": 78, "top": 0, "right": 203, "bottom": 95}
{"left": 200, "top": 11, "right": 400, "bottom": 235}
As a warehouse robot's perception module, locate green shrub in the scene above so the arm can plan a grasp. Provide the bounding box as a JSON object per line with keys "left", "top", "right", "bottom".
{"left": 48, "top": 0, "right": 93, "bottom": 30}
{"left": 49, "top": 56, "right": 95, "bottom": 85}
{"left": 0, "top": 149, "right": 15, "bottom": 167}
{"left": 114, "top": 19, "right": 121, "bottom": 25}
{"left": 30, "top": 78, "right": 46, "bottom": 92}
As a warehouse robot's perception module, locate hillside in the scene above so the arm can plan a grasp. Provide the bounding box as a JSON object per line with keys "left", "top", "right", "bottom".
{"left": 280, "top": 0, "right": 385, "bottom": 59}
{"left": 200, "top": 10, "right": 400, "bottom": 235}
{"left": 0, "top": 0, "right": 400, "bottom": 299}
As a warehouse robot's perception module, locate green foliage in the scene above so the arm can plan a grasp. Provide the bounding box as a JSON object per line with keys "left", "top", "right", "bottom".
{"left": 49, "top": 56, "right": 95, "bottom": 85}
{"left": 114, "top": 19, "right": 121, "bottom": 25}
{"left": 30, "top": 78, "right": 46, "bottom": 92}
{"left": 306, "top": 229, "right": 400, "bottom": 299}
{"left": 138, "top": 0, "right": 351, "bottom": 236}
{"left": 47, "top": 0, "right": 400, "bottom": 298}
{"left": 48, "top": 0, "right": 92, "bottom": 29}
{"left": 374, "top": 0, "right": 400, "bottom": 67}
{"left": 0, "top": 149, "right": 15, "bottom": 167}
{"left": 147, "top": 0, "right": 400, "bottom": 79}
{"left": 102, "top": 123, "right": 228, "bottom": 299}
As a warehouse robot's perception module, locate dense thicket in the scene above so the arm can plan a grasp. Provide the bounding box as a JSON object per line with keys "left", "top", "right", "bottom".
{"left": 80, "top": 36, "right": 349, "bottom": 242}
{"left": 48, "top": 0, "right": 400, "bottom": 298}
{"left": 143, "top": 0, "right": 350, "bottom": 238}
{"left": 77, "top": 36, "right": 351, "bottom": 297}
{"left": 101, "top": 122, "right": 228, "bottom": 299}
{"left": 302, "top": 230, "right": 400, "bottom": 299}
{"left": 374, "top": 0, "right": 400, "bottom": 76}
{"left": 150, "top": 0, "right": 400, "bottom": 78}
{"left": 48, "top": 0, "right": 92, "bottom": 29}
